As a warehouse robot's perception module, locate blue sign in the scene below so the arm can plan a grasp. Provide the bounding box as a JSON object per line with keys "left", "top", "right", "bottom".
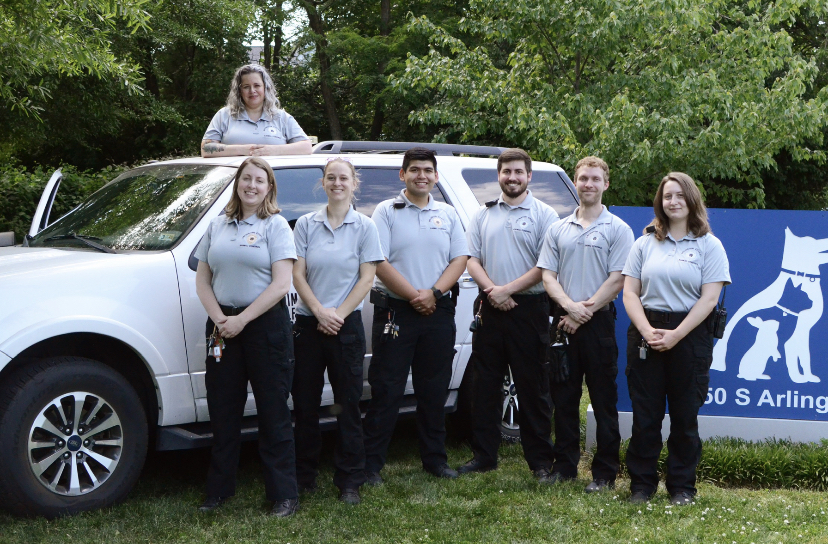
{"left": 611, "top": 206, "right": 828, "bottom": 421}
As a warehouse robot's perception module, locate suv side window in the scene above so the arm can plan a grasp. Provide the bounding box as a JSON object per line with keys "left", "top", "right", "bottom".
{"left": 355, "top": 167, "right": 447, "bottom": 218}
{"left": 273, "top": 167, "right": 326, "bottom": 228}
{"left": 461, "top": 168, "right": 577, "bottom": 217}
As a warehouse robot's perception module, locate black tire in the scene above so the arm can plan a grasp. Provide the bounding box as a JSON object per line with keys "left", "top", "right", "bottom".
{"left": 0, "top": 357, "right": 148, "bottom": 518}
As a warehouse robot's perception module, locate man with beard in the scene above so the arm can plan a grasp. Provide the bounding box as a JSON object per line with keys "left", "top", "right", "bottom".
{"left": 538, "top": 156, "right": 633, "bottom": 492}
{"left": 457, "top": 148, "right": 560, "bottom": 481}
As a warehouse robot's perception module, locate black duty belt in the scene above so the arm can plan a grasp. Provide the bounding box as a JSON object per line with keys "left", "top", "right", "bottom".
{"left": 220, "top": 299, "right": 282, "bottom": 316}
{"left": 645, "top": 309, "right": 689, "bottom": 324}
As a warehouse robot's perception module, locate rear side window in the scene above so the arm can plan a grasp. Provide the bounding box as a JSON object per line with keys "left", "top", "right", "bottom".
{"left": 461, "top": 168, "right": 578, "bottom": 217}
{"left": 354, "top": 167, "right": 447, "bottom": 218}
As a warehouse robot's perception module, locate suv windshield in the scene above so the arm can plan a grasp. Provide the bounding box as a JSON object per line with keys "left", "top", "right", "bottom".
{"left": 30, "top": 165, "right": 234, "bottom": 251}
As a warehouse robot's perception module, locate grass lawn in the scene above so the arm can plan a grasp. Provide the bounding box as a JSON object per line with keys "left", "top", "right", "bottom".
{"left": 2, "top": 397, "right": 828, "bottom": 543}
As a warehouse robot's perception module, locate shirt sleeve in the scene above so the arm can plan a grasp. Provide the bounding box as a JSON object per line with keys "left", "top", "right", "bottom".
{"left": 622, "top": 235, "right": 647, "bottom": 279}
{"left": 282, "top": 110, "right": 310, "bottom": 143}
{"left": 371, "top": 202, "right": 392, "bottom": 259}
{"left": 536, "top": 203, "right": 560, "bottom": 254}
{"left": 447, "top": 207, "right": 470, "bottom": 260}
{"left": 466, "top": 207, "right": 483, "bottom": 260}
{"left": 702, "top": 235, "right": 732, "bottom": 285}
{"left": 608, "top": 219, "right": 635, "bottom": 272}
{"left": 267, "top": 215, "right": 298, "bottom": 263}
{"left": 536, "top": 222, "right": 560, "bottom": 272}
{"left": 359, "top": 218, "right": 385, "bottom": 264}
{"left": 293, "top": 215, "right": 310, "bottom": 259}
{"left": 203, "top": 108, "right": 228, "bottom": 142}
{"left": 193, "top": 219, "right": 213, "bottom": 263}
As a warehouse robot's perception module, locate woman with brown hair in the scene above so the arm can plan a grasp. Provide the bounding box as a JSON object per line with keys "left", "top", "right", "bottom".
{"left": 622, "top": 172, "right": 730, "bottom": 505}
{"left": 193, "top": 157, "right": 299, "bottom": 516}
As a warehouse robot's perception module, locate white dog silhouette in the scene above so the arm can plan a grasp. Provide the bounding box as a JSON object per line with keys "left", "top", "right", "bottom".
{"left": 713, "top": 227, "right": 828, "bottom": 383}
{"left": 737, "top": 317, "right": 780, "bottom": 381}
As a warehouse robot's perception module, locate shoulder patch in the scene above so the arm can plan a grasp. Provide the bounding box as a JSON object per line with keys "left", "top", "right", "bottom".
{"left": 393, "top": 197, "right": 406, "bottom": 209}
{"left": 485, "top": 199, "right": 498, "bottom": 208}
{"left": 645, "top": 225, "right": 656, "bottom": 234}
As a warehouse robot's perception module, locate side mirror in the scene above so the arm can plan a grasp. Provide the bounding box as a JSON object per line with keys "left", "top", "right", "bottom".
{"left": 0, "top": 232, "right": 14, "bottom": 247}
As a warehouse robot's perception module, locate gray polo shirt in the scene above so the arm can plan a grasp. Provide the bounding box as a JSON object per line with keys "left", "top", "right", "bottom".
{"left": 622, "top": 231, "right": 731, "bottom": 312}
{"left": 203, "top": 106, "right": 309, "bottom": 146}
{"left": 467, "top": 191, "right": 559, "bottom": 295}
{"left": 294, "top": 207, "right": 384, "bottom": 316}
{"left": 372, "top": 190, "right": 469, "bottom": 299}
{"left": 194, "top": 213, "right": 297, "bottom": 307}
{"left": 538, "top": 206, "right": 634, "bottom": 302}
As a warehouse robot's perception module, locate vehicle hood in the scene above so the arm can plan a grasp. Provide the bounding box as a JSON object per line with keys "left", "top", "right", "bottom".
{"left": 0, "top": 247, "right": 120, "bottom": 280}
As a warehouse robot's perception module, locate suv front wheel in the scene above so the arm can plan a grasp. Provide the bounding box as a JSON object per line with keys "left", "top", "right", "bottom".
{"left": 0, "top": 357, "right": 148, "bottom": 518}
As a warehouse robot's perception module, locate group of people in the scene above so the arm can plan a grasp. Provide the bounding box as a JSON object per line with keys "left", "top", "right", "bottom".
{"left": 192, "top": 63, "right": 730, "bottom": 517}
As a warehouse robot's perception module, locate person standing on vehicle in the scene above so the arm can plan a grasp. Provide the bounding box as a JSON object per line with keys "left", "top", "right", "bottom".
{"left": 201, "top": 64, "right": 311, "bottom": 157}
{"left": 291, "top": 158, "right": 384, "bottom": 505}
{"left": 362, "top": 147, "right": 469, "bottom": 484}
{"left": 194, "top": 157, "right": 300, "bottom": 517}
{"left": 456, "top": 148, "right": 559, "bottom": 482}
{"left": 538, "top": 156, "right": 634, "bottom": 492}
{"left": 622, "top": 172, "right": 730, "bottom": 505}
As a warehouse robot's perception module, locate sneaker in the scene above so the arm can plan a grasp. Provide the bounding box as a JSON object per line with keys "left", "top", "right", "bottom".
{"left": 339, "top": 488, "right": 361, "bottom": 505}
{"left": 670, "top": 491, "right": 695, "bottom": 506}
{"left": 457, "top": 458, "right": 497, "bottom": 475}
{"left": 269, "top": 497, "right": 299, "bottom": 517}
{"left": 427, "top": 463, "right": 459, "bottom": 479}
{"left": 198, "top": 496, "right": 229, "bottom": 512}
{"left": 365, "top": 471, "right": 383, "bottom": 486}
{"left": 628, "top": 490, "right": 652, "bottom": 504}
{"left": 585, "top": 479, "right": 615, "bottom": 493}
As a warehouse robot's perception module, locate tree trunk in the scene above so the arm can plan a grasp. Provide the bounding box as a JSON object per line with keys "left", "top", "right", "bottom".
{"left": 303, "top": 1, "right": 342, "bottom": 139}
{"left": 370, "top": 0, "right": 392, "bottom": 140}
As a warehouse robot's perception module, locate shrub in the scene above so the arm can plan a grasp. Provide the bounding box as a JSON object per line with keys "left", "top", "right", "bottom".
{"left": 0, "top": 164, "right": 127, "bottom": 243}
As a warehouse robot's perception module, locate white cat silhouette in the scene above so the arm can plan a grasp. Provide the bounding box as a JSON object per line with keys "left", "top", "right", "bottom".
{"left": 737, "top": 317, "right": 780, "bottom": 381}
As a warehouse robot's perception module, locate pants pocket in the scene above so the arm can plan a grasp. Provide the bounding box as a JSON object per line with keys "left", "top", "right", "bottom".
{"left": 339, "top": 333, "right": 364, "bottom": 376}
{"left": 599, "top": 336, "right": 618, "bottom": 377}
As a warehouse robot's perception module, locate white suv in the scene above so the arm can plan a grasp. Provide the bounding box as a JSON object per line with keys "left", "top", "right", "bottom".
{"left": 0, "top": 141, "right": 577, "bottom": 517}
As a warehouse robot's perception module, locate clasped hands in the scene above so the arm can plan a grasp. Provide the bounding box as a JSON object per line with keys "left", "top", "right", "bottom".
{"left": 641, "top": 327, "right": 681, "bottom": 352}
{"left": 557, "top": 300, "right": 594, "bottom": 334}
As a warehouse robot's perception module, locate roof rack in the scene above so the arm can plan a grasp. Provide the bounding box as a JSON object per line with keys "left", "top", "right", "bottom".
{"left": 312, "top": 140, "right": 506, "bottom": 157}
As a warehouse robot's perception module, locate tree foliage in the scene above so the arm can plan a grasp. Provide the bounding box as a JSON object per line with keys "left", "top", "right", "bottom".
{"left": 0, "top": 0, "right": 150, "bottom": 117}
{"left": 392, "top": 0, "right": 828, "bottom": 207}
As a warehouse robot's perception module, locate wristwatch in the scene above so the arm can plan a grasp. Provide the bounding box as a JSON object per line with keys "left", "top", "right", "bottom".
{"left": 431, "top": 287, "right": 443, "bottom": 300}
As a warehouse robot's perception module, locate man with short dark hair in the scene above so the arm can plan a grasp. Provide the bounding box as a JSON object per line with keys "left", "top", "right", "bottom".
{"left": 363, "top": 147, "right": 469, "bottom": 483}
{"left": 457, "top": 148, "right": 560, "bottom": 482}
{"left": 538, "top": 156, "right": 634, "bottom": 492}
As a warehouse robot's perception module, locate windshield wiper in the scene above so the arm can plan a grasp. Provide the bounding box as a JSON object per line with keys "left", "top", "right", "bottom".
{"left": 43, "top": 232, "right": 116, "bottom": 254}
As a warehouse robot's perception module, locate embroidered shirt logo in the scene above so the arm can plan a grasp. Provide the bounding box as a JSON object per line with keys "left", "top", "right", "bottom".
{"left": 679, "top": 247, "right": 700, "bottom": 263}
{"left": 246, "top": 233, "right": 259, "bottom": 245}
{"left": 512, "top": 215, "right": 534, "bottom": 232}
{"left": 430, "top": 216, "right": 445, "bottom": 229}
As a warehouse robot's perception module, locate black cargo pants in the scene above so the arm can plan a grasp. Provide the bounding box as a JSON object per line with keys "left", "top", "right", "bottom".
{"left": 363, "top": 296, "right": 456, "bottom": 474}
{"left": 469, "top": 293, "right": 555, "bottom": 471}
{"left": 550, "top": 305, "right": 620, "bottom": 481}
{"left": 204, "top": 301, "right": 297, "bottom": 502}
{"left": 292, "top": 311, "right": 367, "bottom": 490}
{"left": 625, "top": 312, "right": 713, "bottom": 497}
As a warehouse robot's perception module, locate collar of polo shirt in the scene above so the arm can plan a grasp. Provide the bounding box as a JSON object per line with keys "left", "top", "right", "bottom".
{"left": 312, "top": 206, "right": 358, "bottom": 225}
{"left": 566, "top": 204, "right": 612, "bottom": 225}
{"left": 496, "top": 189, "right": 535, "bottom": 209}
{"left": 237, "top": 108, "right": 275, "bottom": 123}
{"left": 666, "top": 231, "right": 698, "bottom": 242}
{"left": 398, "top": 189, "right": 438, "bottom": 210}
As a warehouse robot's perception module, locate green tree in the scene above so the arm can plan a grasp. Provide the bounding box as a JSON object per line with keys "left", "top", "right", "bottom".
{"left": 393, "top": 0, "right": 828, "bottom": 208}
{"left": 0, "top": 0, "right": 150, "bottom": 118}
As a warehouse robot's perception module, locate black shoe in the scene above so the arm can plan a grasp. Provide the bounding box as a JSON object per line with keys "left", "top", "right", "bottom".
{"left": 670, "top": 491, "right": 695, "bottom": 506}
{"left": 339, "top": 488, "right": 361, "bottom": 505}
{"left": 270, "top": 497, "right": 299, "bottom": 517}
{"left": 585, "top": 479, "right": 615, "bottom": 493}
{"left": 628, "top": 490, "right": 652, "bottom": 504}
{"left": 457, "top": 458, "right": 497, "bottom": 475}
{"left": 427, "top": 463, "right": 459, "bottom": 479}
{"left": 198, "top": 496, "right": 229, "bottom": 512}
{"left": 298, "top": 481, "right": 318, "bottom": 494}
{"left": 365, "top": 471, "right": 383, "bottom": 486}
{"left": 535, "top": 469, "right": 572, "bottom": 485}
